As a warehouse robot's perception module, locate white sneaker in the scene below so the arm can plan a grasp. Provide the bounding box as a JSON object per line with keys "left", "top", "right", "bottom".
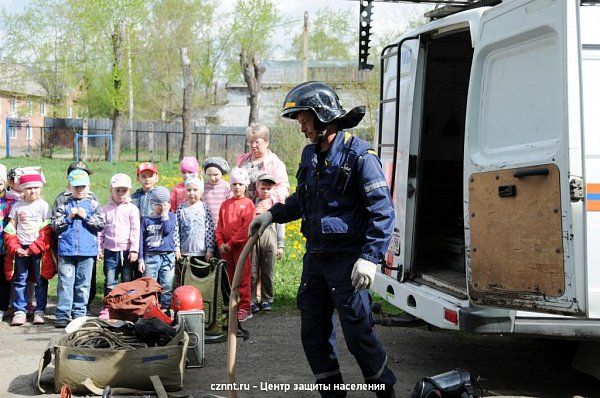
{"left": 0, "top": 310, "right": 5, "bottom": 321}
{"left": 33, "top": 311, "right": 45, "bottom": 325}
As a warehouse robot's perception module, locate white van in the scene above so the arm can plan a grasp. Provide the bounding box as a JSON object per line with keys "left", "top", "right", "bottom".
{"left": 373, "top": 0, "right": 600, "bottom": 344}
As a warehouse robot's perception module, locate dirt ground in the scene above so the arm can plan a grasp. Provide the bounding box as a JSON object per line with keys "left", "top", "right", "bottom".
{"left": 2, "top": 303, "right": 600, "bottom": 398}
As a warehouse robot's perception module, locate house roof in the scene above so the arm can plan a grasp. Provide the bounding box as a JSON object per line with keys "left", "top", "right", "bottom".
{"left": 0, "top": 62, "right": 48, "bottom": 98}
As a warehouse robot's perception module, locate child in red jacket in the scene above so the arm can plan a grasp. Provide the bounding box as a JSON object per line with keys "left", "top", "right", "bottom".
{"left": 4, "top": 170, "right": 56, "bottom": 326}
{"left": 216, "top": 167, "right": 255, "bottom": 322}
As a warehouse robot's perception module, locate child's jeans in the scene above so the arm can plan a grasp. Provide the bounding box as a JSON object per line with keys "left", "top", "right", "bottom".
{"left": 12, "top": 251, "right": 47, "bottom": 313}
{"left": 103, "top": 249, "right": 133, "bottom": 296}
{"left": 56, "top": 256, "right": 94, "bottom": 321}
{"left": 143, "top": 252, "right": 175, "bottom": 308}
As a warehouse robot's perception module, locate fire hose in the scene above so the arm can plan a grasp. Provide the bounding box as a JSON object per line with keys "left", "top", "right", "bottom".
{"left": 227, "top": 232, "right": 259, "bottom": 398}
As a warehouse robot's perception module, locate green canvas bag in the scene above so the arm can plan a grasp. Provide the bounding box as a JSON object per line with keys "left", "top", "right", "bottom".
{"left": 180, "top": 257, "right": 230, "bottom": 340}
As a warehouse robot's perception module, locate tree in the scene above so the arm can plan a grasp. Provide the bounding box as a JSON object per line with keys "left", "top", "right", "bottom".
{"left": 230, "top": 0, "right": 280, "bottom": 125}
{"left": 288, "top": 7, "right": 357, "bottom": 61}
{"left": 0, "top": 0, "right": 75, "bottom": 114}
{"left": 180, "top": 47, "right": 193, "bottom": 159}
{"left": 65, "top": 0, "right": 150, "bottom": 161}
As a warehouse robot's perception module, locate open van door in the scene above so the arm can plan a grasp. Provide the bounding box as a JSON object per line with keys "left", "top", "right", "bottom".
{"left": 465, "top": 0, "right": 586, "bottom": 315}
{"left": 378, "top": 37, "right": 421, "bottom": 282}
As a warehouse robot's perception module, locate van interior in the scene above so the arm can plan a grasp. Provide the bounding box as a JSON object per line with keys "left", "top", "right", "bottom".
{"left": 411, "top": 30, "right": 473, "bottom": 297}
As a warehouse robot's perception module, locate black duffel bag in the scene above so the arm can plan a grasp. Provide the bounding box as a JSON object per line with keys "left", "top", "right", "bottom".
{"left": 411, "top": 369, "right": 481, "bottom": 398}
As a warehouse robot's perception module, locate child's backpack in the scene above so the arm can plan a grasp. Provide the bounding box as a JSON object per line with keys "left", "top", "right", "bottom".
{"left": 179, "top": 257, "right": 230, "bottom": 341}
{"left": 103, "top": 277, "right": 164, "bottom": 322}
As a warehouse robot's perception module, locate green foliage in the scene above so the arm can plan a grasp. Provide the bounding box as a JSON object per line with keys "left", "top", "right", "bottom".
{"left": 0, "top": 0, "right": 75, "bottom": 104}
{"left": 288, "top": 7, "right": 357, "bottom": 61}
{"left": 136, "top": 0, "right": 227, "bottom": 119}
{"left": 226, "top": 0, "right": 280, "bottom": 82}
{"left": 269, "top": 109, "right": 307, "bottom": 173}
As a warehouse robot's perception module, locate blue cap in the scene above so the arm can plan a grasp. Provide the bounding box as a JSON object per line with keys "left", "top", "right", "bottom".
{"left": 68, "top": 169, "right": 90, "bottom": 187}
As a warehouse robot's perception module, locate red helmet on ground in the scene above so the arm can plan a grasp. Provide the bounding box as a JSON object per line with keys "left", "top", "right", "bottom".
{"left": 143, "top": 303, "right": 173, "bottom": 325}
{"left": 171, "top": 285, "right": 204, "bottom": 313}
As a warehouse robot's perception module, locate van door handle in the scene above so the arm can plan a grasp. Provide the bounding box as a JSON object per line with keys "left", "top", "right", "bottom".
{"left": 407, "top": 182, "right": 415, "bottom": 198}
{"left": 513, "top": 167, "right": 549, "bottom": 179}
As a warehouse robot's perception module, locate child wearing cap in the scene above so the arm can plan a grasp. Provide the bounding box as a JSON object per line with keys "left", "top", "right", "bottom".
{"left": 250, "top": 173, "right": 285, "bottom": 314}
{"left": 53, "top": 161, "right": 100, "bottom": 313}
{"left": 215, "top": 167, "right": 255, "bottom": 322}
{"left": 97, "top": 173, "right": 140, "bottom": 320}
{"left": 175, "top": 177, "right": 216, "bottom": 288}
{"left": 171, "top": 156, "right": 200, "bottom": 211}
{"left": 4, "top": 169, "right": 56, "bottom": 326}
{"left": 203, "top": 157, "right": 231, "bottom": 228}
{"left": 0, "top": 164, "right": 16, "bottom": 321}
{"left": 52, "top": 169, "right": 106, "bottom": 328}
{"left": 138, "top": 186, "right": 180, "bottom": 309}
{"left": 132, "top": 162, "right": 159, "bottom": 218}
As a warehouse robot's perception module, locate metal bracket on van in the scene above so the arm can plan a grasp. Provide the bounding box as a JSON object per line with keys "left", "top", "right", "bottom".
{"left": 570, "top": 177, "right": 584, "bottom": 202}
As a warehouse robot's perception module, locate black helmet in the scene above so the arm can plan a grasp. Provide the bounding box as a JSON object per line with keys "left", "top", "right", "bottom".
{"left": 281, "top": 81, "right": 365, "bottom": 129}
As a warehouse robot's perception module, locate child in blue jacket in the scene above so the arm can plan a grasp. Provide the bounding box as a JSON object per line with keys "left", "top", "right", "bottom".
{"left": 51, "top": 169, "right": 105, "bottom": 328}
{"left": 138, "top": 186, "right": 179, "bottom": 309}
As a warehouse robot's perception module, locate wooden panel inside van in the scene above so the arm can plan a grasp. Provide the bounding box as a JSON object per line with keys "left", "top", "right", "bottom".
{"left": 469, "top": 164, "right": 564, "bottom": 298}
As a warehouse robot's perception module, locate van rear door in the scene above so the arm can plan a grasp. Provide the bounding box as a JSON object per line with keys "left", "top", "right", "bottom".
{"left": 378, "top": 37, "right": 421, "bottom": 281}
{"left": 465, "top": 0, "right": 586, "bottom": 315}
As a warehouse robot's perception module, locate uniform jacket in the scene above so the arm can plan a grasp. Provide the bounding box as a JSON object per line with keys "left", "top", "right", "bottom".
{"left": 4, "top": 222, "right": 57, "bottom": 281}
{"left": 99, "top": 197, "right": 140, "bottom": 253}
{"left": 52, "top": 193, "right": 105, "bottom": 257}
{"left": 270, "top": 131, "right": 395, "bottom": 263}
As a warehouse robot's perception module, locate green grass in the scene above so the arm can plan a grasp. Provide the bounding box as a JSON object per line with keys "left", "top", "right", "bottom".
{"left": 1, "top": 157, "right": 397, "bottom": 313}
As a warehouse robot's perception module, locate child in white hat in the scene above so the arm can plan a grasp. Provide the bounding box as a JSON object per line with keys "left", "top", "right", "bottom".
{"left": 97, "top": 173, "right": 140, "bottom": 320}
{"left": 174, "top": 177, "right": 215, "bottom": 289}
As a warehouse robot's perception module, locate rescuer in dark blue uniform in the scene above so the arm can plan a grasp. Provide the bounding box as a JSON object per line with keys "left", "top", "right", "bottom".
{"left": 250, "top": 81, "right": 396, "bottom": 397}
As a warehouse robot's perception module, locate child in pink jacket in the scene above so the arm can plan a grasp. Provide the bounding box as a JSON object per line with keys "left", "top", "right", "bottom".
{"left": 98, "top": 173, "right": 140, "bottom": 319}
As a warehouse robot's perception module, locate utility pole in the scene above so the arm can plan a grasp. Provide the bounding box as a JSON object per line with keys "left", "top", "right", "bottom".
{"left": 303, "top": 11, "right": 309, "bottom": 82}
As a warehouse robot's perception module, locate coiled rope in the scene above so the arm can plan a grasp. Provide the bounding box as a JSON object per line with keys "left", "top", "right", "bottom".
{"left": 66, "top": 320, "right": 147, "bottom": 350}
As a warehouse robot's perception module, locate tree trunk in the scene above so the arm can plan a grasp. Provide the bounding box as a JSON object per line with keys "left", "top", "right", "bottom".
{"left": 111, "top": 24, "right": 126, "bottom": 161}
{"left": 241, "top": 50, "right": 266, "bottom": 125}
{"left": 180, "top": 47, "right": 193, "bottom": 160}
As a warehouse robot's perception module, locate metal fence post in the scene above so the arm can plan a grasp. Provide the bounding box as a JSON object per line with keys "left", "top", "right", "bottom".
{"left": 135, "top": 129, "right": 139, "bottom": 162}
{"left": 166, "top": 131, "right": 170, "bottom": 162}
{"left": 74, "top": 133, "right": 80, "bottom": 161}
{"left": 40, "top": 126, "right": 44, "bottom": 157}
{"left": 109, "top": 135, "right": 113, "bottom": 163}
{"left": 5, "top": 118, "right": 9, "bottom": 158}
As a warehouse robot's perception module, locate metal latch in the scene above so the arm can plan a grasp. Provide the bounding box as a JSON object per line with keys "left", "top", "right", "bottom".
{"left": 570, "top": 177, "right": 584, "bottom": 202}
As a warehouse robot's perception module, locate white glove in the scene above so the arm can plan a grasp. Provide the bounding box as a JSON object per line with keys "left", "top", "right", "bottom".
{"left": 249, "top": 211, "right": 273, "bottom": 237}
{"left": 351, "top": 258, "right": 377, "bottom": 290}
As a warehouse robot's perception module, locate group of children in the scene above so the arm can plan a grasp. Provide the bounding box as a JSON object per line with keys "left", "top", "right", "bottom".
{"left": 0, "top": 155, "right": 285, "bottom": 327}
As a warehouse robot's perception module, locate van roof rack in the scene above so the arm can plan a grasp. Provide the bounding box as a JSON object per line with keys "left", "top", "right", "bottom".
{"left": 357, "top": 0, "right": 502, "bottom": 70}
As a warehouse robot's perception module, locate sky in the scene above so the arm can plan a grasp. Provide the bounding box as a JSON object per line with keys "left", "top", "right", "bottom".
{"left": 0, "top": 0, "right": 433, "bottom": 58}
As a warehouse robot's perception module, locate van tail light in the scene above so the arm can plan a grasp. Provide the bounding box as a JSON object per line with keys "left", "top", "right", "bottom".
{"left": 444, "top": 308, "right": 458, "bottom": 325}
{"left": 384, "top": 253, "right": 393, "bottom": 276}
